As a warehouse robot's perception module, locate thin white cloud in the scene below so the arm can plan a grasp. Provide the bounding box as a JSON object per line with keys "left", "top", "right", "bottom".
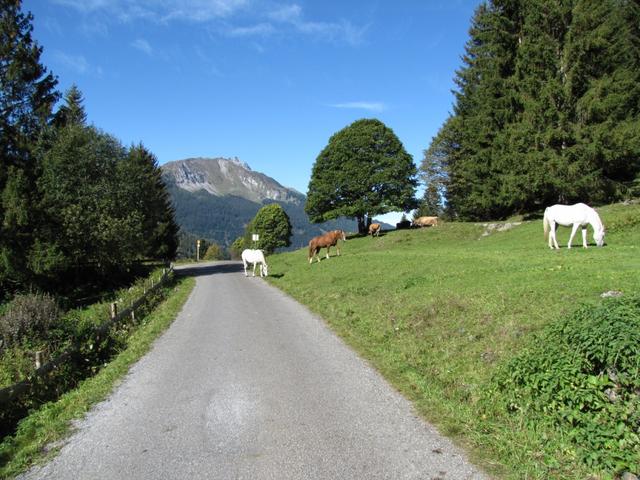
{"left": 79, "top": 19, "right": 109, "bottom": 37}
{"left": 51, "top": 0, "right": 111, "bottom": 12}
{"left": 328, "top": 102, "right": 387, "bottom": 112}
{"left": 226, "top": 22, "right": 274, "bottom": 37}
{"left": 131, "top": 38, "right": 153, "bottom": 55}
{"left": 267, "top": 3, "right": 368, "bottom": 46}
{"left": 51, "top": 0, "right": 249, "bottom": 22}
{"left": 53, "top": 51, "right": 102, "bottom": 77}
{"left": 50, "top": 0, "right": 368, "bottom": 46}
{"left": 267, "top": 4, "right": 301, "bottom": 23}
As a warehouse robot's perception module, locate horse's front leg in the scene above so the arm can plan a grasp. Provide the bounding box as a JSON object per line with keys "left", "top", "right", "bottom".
{"left": 567, "top": 223, "right": 580, "bottom": 249}
{"left": 243, "top": 261, "right": 248, "bottom": 276}
{"left": 252, "top": 262, "right": 257, "bottom": 276}
{"left": 550, "top": 223, "right": 559, "bottom": 249}
{"left": 581, "top": 227, "right": 588, "bottom": 248}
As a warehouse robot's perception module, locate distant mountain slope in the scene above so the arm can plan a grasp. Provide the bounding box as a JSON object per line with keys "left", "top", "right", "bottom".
{"left": 162, "top": 157, "right": 357, "bottom": 251}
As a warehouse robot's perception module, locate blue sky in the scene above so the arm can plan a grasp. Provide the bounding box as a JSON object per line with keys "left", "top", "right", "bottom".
{"left": 24, "top": 0, "right": 481, "bottom": 222}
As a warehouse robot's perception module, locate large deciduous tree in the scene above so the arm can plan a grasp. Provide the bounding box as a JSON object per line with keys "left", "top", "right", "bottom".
{"left": 306, "top": 119, "right": 418, "bottom": 234}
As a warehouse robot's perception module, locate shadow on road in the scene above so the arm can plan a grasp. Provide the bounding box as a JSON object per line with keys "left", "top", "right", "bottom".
{"left": 174, "top": 261, "right": 244, "bottom": 278}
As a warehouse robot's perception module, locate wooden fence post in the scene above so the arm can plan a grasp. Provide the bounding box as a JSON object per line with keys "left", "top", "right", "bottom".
{"left": 110, "top": 302, "right": 118, "bottom": 320}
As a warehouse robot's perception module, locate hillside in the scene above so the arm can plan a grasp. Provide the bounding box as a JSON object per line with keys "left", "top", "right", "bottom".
{"left": 265, "top": 201, "right": 640, "bottom": 479}
{"left": 162, "top": 157, "right": 358, "bottom": 251}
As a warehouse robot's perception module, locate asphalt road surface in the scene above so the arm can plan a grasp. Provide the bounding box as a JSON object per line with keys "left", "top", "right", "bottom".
{"left": 20, "top": 261, "right": 489, "bottom": 480}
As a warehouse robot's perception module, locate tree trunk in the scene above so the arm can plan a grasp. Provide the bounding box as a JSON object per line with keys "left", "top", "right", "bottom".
{"left": 357, "top": 215, "right": 366, "bottom": 235}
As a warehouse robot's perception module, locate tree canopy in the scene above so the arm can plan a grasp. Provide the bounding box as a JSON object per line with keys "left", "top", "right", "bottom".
{"left": 0, "top": 0, "right": 58, "bottom": 289}
{"left": 245, "top": 203, "right": 292, "bottom": 254}
{"left": 306, "top": 118, "right": 418, "bottom": 233}
{"left": 422, "top": 0, "right": 640, "bottom": 220}
{"left": 0, "top": 2, "right": 179, "bottom": 297}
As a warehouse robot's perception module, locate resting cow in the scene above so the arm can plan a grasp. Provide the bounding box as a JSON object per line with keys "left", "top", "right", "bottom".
{"left": 412, "top": 216, "right": 438, "bottom": 228}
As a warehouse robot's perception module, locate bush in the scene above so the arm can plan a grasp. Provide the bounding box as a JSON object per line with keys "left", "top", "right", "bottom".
{"left": 490, "top": 294, "right": 640, "bottom": 476}
{"left": 0, "top": 293, "right": 60, "bottom": 348}
{"left": 202, "top": 243, "right": 224, "bottom": 260}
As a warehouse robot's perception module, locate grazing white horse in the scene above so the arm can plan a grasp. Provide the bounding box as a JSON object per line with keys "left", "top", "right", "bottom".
{"left": 241, "top": 249, "right": 269, "bottom": 277}
{"left": 543, "top": 203, "right": 605, "bottom": 249}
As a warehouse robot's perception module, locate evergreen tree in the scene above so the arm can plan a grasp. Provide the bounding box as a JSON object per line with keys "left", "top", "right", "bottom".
{"left": 441, "top": 2, "right": 521, "bottom": 219}
{"left": 565, "top": 0, "right": 640, "bottom": 200}
{"left": 424, "top": 0, "right": 640, "bottom": 220}
{"left": 34, "top": 125, "right": 129, "bottom": 282}
{"left": 306, "top": 119, "right": 418, "bottom": 233}
{"left": 119, "top": 144, "right": 179, "bottom": 261}
{"left": 53, "top": 84, "right": 87, "bottom": 127}
{"left": 245, "top": 203, "right": 292, "bottom": 254}
{"left": 414, "top": 184, "right": 443, "bottom": 218}
{"left": 499, "top": 0, "right": 575, "bottom": 212}
{"left": 0, "top": 0, "right": 58, "bottom": 289}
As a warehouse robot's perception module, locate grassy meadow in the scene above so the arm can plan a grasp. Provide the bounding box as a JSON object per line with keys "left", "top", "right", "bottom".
{"left": 266, "top": 201, "right": 640, "bottom": 479}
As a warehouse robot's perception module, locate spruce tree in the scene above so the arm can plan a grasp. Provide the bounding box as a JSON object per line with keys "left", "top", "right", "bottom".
{"left": 424, "top": 0, "right": 640, "bottom": 219}
{"left": 120, "top": 144, "right": 179, "bottom": 261}
{"left": 565, "top": 0, "right": 640, "bottom": 200}
{"left": 443, "top": 2, "right": 520, "bottom": 219}
{"left": 0, "top": 0, "right": 58, "bottom": 289}
{"left": 53, "top": 84, "right": 87, "bottom": 127}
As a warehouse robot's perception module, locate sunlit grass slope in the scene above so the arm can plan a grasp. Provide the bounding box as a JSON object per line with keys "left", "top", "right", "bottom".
{"left": 266, "top": 202, "right": 640, "bottom": 479}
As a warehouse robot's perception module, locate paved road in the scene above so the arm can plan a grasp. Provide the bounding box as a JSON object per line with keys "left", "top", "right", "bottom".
{"left": 20, "top": 261, "right": 488, "bottom": 480}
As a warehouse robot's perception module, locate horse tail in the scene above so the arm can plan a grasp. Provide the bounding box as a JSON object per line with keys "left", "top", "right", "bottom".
{"left": 543, "top": 208, "right": 549, "bottom": 239}
{"left": 308, "top": 240, "right": 315, "bottom": 260}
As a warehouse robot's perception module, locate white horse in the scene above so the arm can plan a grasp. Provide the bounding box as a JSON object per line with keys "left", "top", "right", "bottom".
{"left": 241, "top": 249, "right": 269, "bottom": 277}
{"left": 543, "top": 203, "right": 605, "bottom": 249}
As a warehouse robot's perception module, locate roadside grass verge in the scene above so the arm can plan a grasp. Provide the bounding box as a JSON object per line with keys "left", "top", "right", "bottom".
{"left": 266, "top": 202, "right": 640, "bottom": 479}
{"left": 0, "top": 276, "right": 195, "bottom": 478}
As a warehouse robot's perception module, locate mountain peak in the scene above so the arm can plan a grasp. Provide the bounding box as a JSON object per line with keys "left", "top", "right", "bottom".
{"left": 228, "top": 156, "right": 251, "bottom": 171}
{"left": 162, "top": 157, "right": 302, "bottom": 205}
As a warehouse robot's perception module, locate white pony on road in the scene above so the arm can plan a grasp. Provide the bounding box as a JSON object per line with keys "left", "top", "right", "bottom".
{"left": 543, "top": 203, "right": 605, "bottom": 249}
{"left": 241, "top": 249, "right": 269, "bottom": 277}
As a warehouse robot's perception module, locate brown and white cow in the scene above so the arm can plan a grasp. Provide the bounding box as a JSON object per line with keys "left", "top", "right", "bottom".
{"left": 368, "top": 223, "right": 381, "bottom": 237}
{"left": 412, "top": 216, "right": 438, "bottom": 228}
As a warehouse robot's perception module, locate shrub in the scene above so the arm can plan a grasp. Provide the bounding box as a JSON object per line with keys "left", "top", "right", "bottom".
{"left": 489, "top": 294, "right": 640, "bottom": 476}
{"left": 202, "top": 243, "right": 224, "bottom": 260}
{"left": 0, "top": 293, "right": 60, "bottom": 348}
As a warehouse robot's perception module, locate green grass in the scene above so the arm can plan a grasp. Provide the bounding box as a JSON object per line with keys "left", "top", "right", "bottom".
{"left": 0, "top": 276, "right": 195, "bottom": 478}
{"left": 266, "top": 202, "right": 640, "bottom": 479}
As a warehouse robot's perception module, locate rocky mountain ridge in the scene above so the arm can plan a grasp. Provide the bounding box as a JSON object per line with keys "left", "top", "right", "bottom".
{"left": 162, "top": 157, "right": 303, "bottom": 205}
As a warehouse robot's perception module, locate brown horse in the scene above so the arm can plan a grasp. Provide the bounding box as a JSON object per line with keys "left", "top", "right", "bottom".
{"left": 308, "top": 230, "right": 346, "bottom": 264}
